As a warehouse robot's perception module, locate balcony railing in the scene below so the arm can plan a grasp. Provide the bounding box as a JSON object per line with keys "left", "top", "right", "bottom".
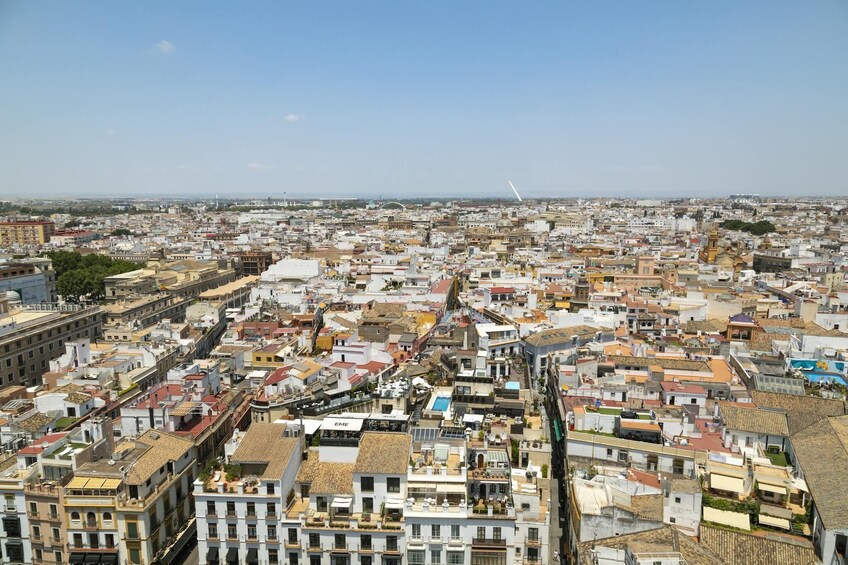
{"left": 472, "top": 538, "right": 506, "bottom": 547}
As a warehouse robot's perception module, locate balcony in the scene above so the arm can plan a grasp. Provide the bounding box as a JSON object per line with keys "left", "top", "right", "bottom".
{"left": 408, "top": 535, "right": 425, "bottom": 548}
{"left": 472, "top": 538, "right": 507, "bottom": 548}
{"left": 448, "top": 537, "right": 464, "bottom": 546}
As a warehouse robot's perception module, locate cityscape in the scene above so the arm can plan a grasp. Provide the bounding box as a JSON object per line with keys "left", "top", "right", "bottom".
{"left": 3, "top": 2, "right": 848, "bottom": 565}
{"left": 0, "top": 195, "right": 844, "bottom": 565}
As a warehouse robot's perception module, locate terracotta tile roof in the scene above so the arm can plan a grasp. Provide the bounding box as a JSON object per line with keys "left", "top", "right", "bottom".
{"left": 718, "top": 402, "right": 789, "bottom": 437}
{"left": 752, "top": 390, "right": 845, "bottom": 435}
{"left": 792, "top": 415, "right": 848, "bottom": 529}
{"left": 607, "top": 355, "right": 712, "bottom": 373}
{"left": 699, "top": 525, "right": 815, "bottom": 565}
{"left": 577, "top": 526, "right": 722, "bottom": 565}
{"left": 125, "top": 429, "right": 194, "bottom": 484}
{"left": 296, "top": 449, "right": 321, "bottom": 484}
{"left": 309, "top": 462, "right": 354, "bottom": 495}
{"left": 628, "top": 493, "right": 663, "bottom": 521}
{"left": 229, "top": 423, "right": 299, "bottom": 480}
{"left": 354, "top": 432, "right": 410, "bottom": 476}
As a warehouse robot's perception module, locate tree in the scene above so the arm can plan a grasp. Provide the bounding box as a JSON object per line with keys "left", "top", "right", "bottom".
{"left": 112, "top": 228, "right": 133, "bottom": 237}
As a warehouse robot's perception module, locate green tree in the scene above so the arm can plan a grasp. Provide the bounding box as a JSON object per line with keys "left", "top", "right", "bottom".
{"left": 112, "top": 228, "right": 133, "bottom": 237}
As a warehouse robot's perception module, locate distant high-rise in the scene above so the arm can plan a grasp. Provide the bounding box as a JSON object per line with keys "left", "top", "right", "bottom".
{"left": 0, "top": 220, "right": 55, "bottom": 246}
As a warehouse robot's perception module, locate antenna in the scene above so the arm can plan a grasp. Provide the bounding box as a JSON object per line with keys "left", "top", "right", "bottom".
{"left": 508, "top": 181, "right": 522, "bottom": 202}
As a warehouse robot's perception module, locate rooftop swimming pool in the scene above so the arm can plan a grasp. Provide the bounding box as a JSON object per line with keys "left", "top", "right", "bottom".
{"left": 806, "top": 372, "right": 848, "bottom": 386}
{"left": 432, "top": 396, "right": 451, "bottom": 412}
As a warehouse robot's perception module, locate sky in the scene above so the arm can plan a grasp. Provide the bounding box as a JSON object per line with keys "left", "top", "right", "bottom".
{"left": 1, "top": 1, "right": 846, "bottom": 200}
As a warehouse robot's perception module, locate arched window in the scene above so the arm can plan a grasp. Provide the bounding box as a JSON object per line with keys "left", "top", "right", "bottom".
{"left": 86, "top": 512, "right": 96, "bottom": 527}
{"left": 103, "top": 511, "right": 113, "bottom": 522}
{"left": 70, "top": 511, "right": 80, "bottom": 522}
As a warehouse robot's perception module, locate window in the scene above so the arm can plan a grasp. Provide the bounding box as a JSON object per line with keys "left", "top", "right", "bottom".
{"left": 52, "top": 527, "right": 60, "bottom": 541}
{"left": 55, "top": 552, "right": 63, "bottom": 564}
{"left": 477, "top": 527, "right": 486, "bottom": 539}
{"left": 29, "top": 502, "right": 37, "bottom": 515}
{"left": 674, "top": 497, "right": 681, "bottom": 504}
{"left": 103, "top": 511, "right": 112, "bottom": 523}
{"left": 431, "top": 524, "right": 441, "bottom": 539}
{"left": 207, "top": 501, "right": 216, "bottom": 515}
{"left": 267, "top": 502, "right": 276, "bottom": 516}
{"left": 33, "top": 525, "right": 41, "bottom": 539}
{"left": 226, "top": 501, "right": 235, "bottom": 515}
{"left": 248, "top": 524, "right": 257, "bottom": 539}
{"left": 448, "top": 552, "right": 464, "bottom": 565}
{"left": 335, "top": 533, "right": 346, "bottom": 549}
{"left": 412, "top": 524, "right": 421, "bottom": 539}
{"left": 267, "top": 482, "right": 275, "bottom": 494}
{"left": 228, "top": 524, "right": 237, "bottom": 539}
{"left": 129, "top": 548, "right": 141, "bottom": 564}
{"left": 309, "top": 533, "right": 320, "bottom": 549}
{"left": 288, "top": 528, "right": 298, "bottom": 544}
{"left": 451, "top": 525, "right": 460, "bottom": 540}
{"left": 431, "top": 549, "right": 442, "bottom": 564}
{"left": 361, "top": 476, "right": 374, "bottom": 492}
{"left": 360, "top": 534, "right": 372, "bottom": 550}
{"left": 208, "top": 524, "right": 218, "bottom": 539}
{"left": 317, "top": 497, "right": 328, "bottom": 512}
{"left": 386, "top": 535, "right": 398, "bottom": 552}
{"left": 669, "top": 517, "right": 676, "bottom": 523}
{"left": 247, "top": 502, "right": 255, "bottom": 516}
{"left": 387, "top": 477, "right": 400, "bottom": 493}
{"left": 493, "top": 527, "right": 501, "bottom": 540}
{"left": 528, "top": 527, "right": 539, "bottom": 541}
{"left": 268, "top": 525, "right": 277, "bottom": 540}
{"left": 105, "top": 533, "right": 115, "bottom": 548}
{"left": 361, "top": 557, "right": 372, "bottom": 565}
{"left": 363, "top": 497, "right": 373, "bottom": 513}
{"left": 126, "top": 522, "right": 138, "bottom": 539}
{"left": 269, "top": 549, "right": 279, "bottom": 564}
{"left": 408, "top": 550, "right": 425, "bottom": 565}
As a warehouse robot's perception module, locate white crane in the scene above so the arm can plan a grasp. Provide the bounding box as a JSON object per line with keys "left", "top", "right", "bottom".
{"left": 508, "top": 180, "right": 522, "bottom": 202}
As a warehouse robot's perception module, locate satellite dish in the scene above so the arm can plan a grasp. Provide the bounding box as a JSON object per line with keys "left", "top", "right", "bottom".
{"left": 499, "top": 432, "right": 507, "bottom": 440}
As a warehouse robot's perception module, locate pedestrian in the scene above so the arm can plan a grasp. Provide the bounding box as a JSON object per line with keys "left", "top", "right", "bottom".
{"left": 554, "top": 550, "right": 560, "bottom": 563}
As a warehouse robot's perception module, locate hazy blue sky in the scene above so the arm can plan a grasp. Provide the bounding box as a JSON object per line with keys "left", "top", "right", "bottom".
{"left": 1, "top": 1, "right": 846, "bottom": 199}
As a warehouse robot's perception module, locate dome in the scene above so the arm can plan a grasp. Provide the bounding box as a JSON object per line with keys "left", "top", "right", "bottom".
{"left": 5, "top": 291, "right": 21, "bottom": 304}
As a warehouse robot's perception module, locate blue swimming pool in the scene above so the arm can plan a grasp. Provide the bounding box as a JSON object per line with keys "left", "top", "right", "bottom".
{"left": 432, "top": 396, "right": 451, "bottom": 411}
{"left": 806, "top": 372, "right": 848, "bottom": 386}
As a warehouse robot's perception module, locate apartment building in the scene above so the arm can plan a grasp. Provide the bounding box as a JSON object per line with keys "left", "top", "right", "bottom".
{"left": 24, "top": 481, "right": 65, "bottom": 565}
{"left": 196, "top": 420, "right": 550, "bottom": 565}
{"left": 0, "top": 297, "right": 102, "bottom": 389}
{"left": 63, "top": 429, "right": 196, "bottom": 565}
{"left": 0, "top": 261, "right": 57, "bottom": 304}
{"left": 0, "top": 220, "right": 55, "bottom": 246}
{"left": 195, "top": 423, "right": 303, "bottom": 565}
{"left": 0, "top": 454, "right": 34, "bottom": 565}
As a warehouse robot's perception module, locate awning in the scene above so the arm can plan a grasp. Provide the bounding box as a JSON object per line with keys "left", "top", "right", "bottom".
{"left": 226, "top": 547, "right": 239, "bottom": 565}
{"left": 436, "top": 483, "right": 467, "bottom": 494}
{"left": 100, "top": 555, "right": 119, "bottom": 565}
{"left": 758, "top": 482, "right": 787, "bottom": 495}
{"left": 207, "top": 547, "right": 220, "bottom": 564}
{"left": 69, "top": 553, "right": 86, "bottom": 565}
{"left": 385, "top": 497, "right": 405, "bottom": 509}
{"left": 792, "top": 477, "right": 809, "bottom": 493}
{"left": 710, "top": 474, "right": 745, "bottom": 494}
{"left": 759, "top": 514, "right": 791, "bottom": 530}
{"left": 331, "top": 497, "right": 353, "bottom": 508}
{"left": 85, "top": 554, "right": 101, "bottom": 564}
{"left": 554, "top": 420, "right": 563, "bottom": 441}
{"left": 247, "top": 548, "right": 259, "bottom": 565}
